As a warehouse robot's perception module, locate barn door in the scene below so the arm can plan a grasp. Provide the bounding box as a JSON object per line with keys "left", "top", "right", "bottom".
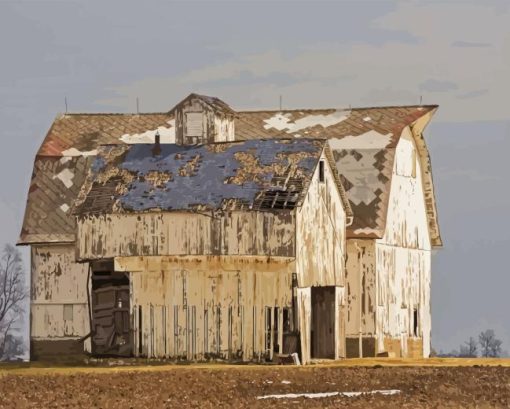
{"left": 91, "top": 267, "right": 132, "bottom": 356}
{"left": 311, "top": 286, "right": 335, "bottom": 359}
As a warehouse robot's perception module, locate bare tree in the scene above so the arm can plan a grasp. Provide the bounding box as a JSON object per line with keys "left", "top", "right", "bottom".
{"left": 0, "top": 244, "right": 27, "bottom": 360}
{"left": 458, "top": 337, "right": 478, "bottom": 357}
{"left": 479, "top": 329, "right": 502, "bottom": 358}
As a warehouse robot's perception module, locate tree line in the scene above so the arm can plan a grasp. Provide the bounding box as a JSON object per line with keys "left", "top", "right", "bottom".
{"left": 435, "top": 330, "right": 504, "bottom": 358}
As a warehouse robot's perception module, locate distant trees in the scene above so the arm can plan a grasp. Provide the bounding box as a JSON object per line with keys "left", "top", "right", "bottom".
{"left": 0, "top": 245, "right": 28, "bottom": 360}
{"left": 458, "top": 337, "right": 477, "bottom": 358}
{"left": 479, "top": 330, "right": 503, "bottom": 358}
{"left": 436, "top": 330, "right": 504, "bottom": 358}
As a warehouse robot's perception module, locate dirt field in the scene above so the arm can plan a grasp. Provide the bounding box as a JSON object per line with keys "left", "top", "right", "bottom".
{"left": 0, "top": 360, "right": 509, "bottom": 408}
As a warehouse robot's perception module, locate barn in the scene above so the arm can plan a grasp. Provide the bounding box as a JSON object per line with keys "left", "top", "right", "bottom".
{"left": 19, "top": 93, "right": 441, "bottom": 362}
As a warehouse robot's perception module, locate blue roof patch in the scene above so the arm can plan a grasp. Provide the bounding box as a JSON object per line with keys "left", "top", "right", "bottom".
{"left": 76, "top": 139, "right": 325, "bottom": 214}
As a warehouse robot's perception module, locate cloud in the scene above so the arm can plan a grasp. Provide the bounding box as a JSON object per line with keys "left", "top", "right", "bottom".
{"left": 457, "top": 89, "right": 489, "bottom": 99}
{"left": 451, "top": 41, "right": 492, "bottom": 48}
{"left": 420, "top": 79, "right": 458, "bottom": 93}
{"left": 100, "top": 2, "right": 510, "bottom": 122}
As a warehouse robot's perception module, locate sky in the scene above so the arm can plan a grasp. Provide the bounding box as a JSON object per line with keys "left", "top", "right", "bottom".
{"left": 0, "top": 0, "right": 509, "bottom": 356}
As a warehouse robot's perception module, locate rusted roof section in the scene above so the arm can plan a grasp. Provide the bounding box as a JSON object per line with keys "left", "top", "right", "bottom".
{"left": 35, "top": 106, "right": 435, "bottom": 158}
{"left": 37, "top": 113, "right": 174, "bottom": 156}
{"left": 18, "top": 156, "right": 92, "bottom": 244}
{"left": 74, "top": 139, "right": 327, "bottom": 215}
{"left": 20, "top": 103, "right": 440, "bottom": 246}
{"left": 235, "top": 106, "right": 436, "bottom": 142}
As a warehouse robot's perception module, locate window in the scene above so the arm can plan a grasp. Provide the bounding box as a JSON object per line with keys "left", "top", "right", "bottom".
{"left": 411, "top": 149, "right": 417, "bottom": 178}
{"left": 185, "top": 112, "right": 203, "bottom": 139}
{"left": 63, "top": 304, "right": 73, "bottom": 321}
{"left": 319, "top": 160, "right": 325, "bottom": 183}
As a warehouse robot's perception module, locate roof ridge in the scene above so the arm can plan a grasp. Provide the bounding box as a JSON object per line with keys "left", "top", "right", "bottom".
{"left": 57, "top": 112, "right": 169, "bottom": 117}
{"left": 54, "top": 105, "right": 438, "bottom": 117}
{"left": 237, "top": 105, "right": 438, "bottom": 114}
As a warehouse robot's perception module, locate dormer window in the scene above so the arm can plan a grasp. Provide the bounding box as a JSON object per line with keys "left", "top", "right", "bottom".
{"left": 172, "top": 93, "right": 236, "bottom": 145}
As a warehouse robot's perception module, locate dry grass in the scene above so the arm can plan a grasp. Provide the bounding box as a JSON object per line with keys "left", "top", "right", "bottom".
{"left": 1, "top": 357, "right": 509, "bottom": 377}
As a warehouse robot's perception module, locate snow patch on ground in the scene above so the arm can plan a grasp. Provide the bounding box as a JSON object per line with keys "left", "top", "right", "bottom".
{"left": 61, "top": 148, "right": 98, "bottom": 157}
{"left": 257, "top": 389, "right": 401, "bottom": 400}
{"left": 263, "top": 111, "right": 350, "bottom": 134}
{"left": 120, "top": 120, "right": 175, "bottom": 144}
{"left": 53, "top": 168, "right": 75, "bottom": 188}
{"left": 329, "top": 130, "right": 393, "bottom": 150}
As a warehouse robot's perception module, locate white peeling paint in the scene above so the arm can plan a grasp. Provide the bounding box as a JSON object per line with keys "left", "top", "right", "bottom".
{"left": 363, "top": 116, "right": 371, "bottom": 122}
{"left": 60, "top": 157, "right": 72, "bottom": 164}
{"left": 53, "top": 168, "right": 75, "bottom": 188}
{"left": 61, "top": 148, "right": 98, "bottom": 157}
{"left": 119, "top": 120, "right": 175, "bottom": 144}
{"left": 281, "top": 380, "right": 292, "bottom": 384}
{"left": 60, "top": 204, "right": 70, "bottom": 213}
{"left": 257, "top": 389, "right": 401, "bottom": 400}
{"left": 329, "top": 130, "right": 393, "bottom": 150}
{"left": 263, "top": 111, "right": 350, "bottom": 133}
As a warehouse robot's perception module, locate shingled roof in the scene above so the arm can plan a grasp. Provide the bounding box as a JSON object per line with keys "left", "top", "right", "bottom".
{"left": 74, "top": 139, "right": 347, "bottom": 215}
{"left": 19, "top": 97, "right": 441, "bottom": 246}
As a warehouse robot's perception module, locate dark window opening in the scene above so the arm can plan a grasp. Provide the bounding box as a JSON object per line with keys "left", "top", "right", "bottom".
{"left": 283, "top": 308, "right": 292, "bottom": 333}
{"left": 274, "top": 307, "right": 280, "bottom": 353}
{"left": 264, "top": 307, "right": 272, "bottom": 353}
{"left": 319, "top": 160, "right": 325, "bottom": 183}
{"left": 413, "top": 308, "right": 419, "bottom": 337}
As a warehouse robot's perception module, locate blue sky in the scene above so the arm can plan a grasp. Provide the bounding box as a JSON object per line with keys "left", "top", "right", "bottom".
{"left": 1, "top": 0, "right": 509, "bottom": 355}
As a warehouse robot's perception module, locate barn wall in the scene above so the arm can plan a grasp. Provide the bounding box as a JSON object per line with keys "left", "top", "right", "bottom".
{"left": 295, "top": 152, "right": 348, "bottom": 361}
{"left": 30, "top": 244, "right": 90, "bottom": 358}
{"left": 375, "top": 126, "right": 432, "bottom": 358}
{"left": 115, "top": 255, "right": 294, "bottom": 361}
{"left": 296, "top": 151, "right": 347, "bottom": 288}
{"left": 214, "top": 114, "right": 235, "bottom": 142}
{"left": 345, "top": 239, "right": 376, "bottom": 342}
{"left": 76, "top": 211, "right": 295, "bottom": 261}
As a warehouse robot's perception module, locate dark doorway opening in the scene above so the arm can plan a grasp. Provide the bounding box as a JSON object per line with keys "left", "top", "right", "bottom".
{"left": 91, "top": 260, "right": 132, "bottom": 356}
{"left": 413, "top": 308, "right": 419, "bottom": 337}
{"left": 311, "top": 286, "right": 336, "bottom": 359}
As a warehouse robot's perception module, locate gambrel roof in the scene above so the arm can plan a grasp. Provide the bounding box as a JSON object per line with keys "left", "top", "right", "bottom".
{"left": 19, "top": 96, "right": 441, "bottom": 246}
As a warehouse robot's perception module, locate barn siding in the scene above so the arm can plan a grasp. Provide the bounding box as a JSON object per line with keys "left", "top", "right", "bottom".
{"left": 375, "top": 126, "right": 432, "bottom": 357}
{"left": 115, "top": 256, "right": 294, "bottom": 361}
{"left": 296, "top": 151, "right": 346, "bottom": 288}
{"left": 30, "top": 244, "right": 90, "bottom": 355}
{"left": 295, "top": 151, "right": 348, "bottom": 360}
{"left": 345, "top": 239, "right": 376, "bottom": 340}
{"left": 76, "top": 211, "right": 295, "bottom": 261}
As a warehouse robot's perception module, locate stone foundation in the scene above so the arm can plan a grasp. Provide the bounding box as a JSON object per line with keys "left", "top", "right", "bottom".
{"left": 345, "top": 337, "right": 376, "bottom": 358}
{"left": 31, "top": 338, "right": 86, "bottom": 362}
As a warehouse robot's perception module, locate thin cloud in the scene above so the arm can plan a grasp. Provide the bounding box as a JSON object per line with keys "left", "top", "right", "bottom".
{"left": 451, "top": 40, "right": 492, "bottom": 48}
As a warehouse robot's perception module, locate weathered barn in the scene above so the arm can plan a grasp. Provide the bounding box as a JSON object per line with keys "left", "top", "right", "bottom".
{"left": 19, "top": 93, "right": 441, "bottom": 361}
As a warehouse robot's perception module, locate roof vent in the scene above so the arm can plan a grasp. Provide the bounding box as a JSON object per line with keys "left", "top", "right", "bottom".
{"left": 152, "top": 131, "right": 161, "bottom": 156}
